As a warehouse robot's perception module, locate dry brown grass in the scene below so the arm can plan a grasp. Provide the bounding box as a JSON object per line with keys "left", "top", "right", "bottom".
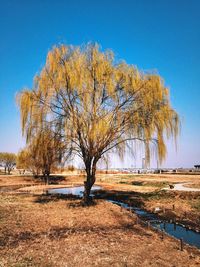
{"left": 0, "top": 192, "right": 200, "bottom": 267}
{"left": 96, "top": 173, "right": 200, "bottom": 187}
{"left": 0, "top": 174, "right": 200, "bottom": 266}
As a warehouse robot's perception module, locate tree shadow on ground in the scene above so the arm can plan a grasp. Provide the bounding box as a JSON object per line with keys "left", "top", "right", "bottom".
{"left": 33, "top": 175, "right": 66, "bottom": 184}
{"left": 34, "top": 186, "right": 171, "bottom": 212}
{"left": 94, "top": 189, "right": 146, "bottom": 208}
{"left": 0, "top": 217, "right": 152, "bottom": 249}
{"left": 34, "top": 187, "right": 147, "bottom": 208}
{"left": 95, "top": 188, "right": 177, "bottom": 207}
{"left": 34, "top": 193, "right": 98, "bottom": 207}
{"left": 34, "top": 193, "right": 81, "bottom": 204}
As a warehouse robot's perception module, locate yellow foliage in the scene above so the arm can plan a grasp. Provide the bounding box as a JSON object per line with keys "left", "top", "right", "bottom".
{"left": 17, "top": 43, "right": 179, "bottom": 170}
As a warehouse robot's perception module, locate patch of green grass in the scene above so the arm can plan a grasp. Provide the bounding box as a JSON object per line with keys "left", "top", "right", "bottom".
{"left": 119, "top": 181, "right": 128, "bottom": 184}
{"left": 143, "top": 191, "right": 162, "bottom": 200}
{"left": 131, "top": 181, "right": 143, "bottom": 186}
{"left": 142, "top": 190, "right": 173, "bottom": 201}
{"left": 143, "top": 181, "right": 169, "bottom": 188}
{"left": 118, "top": 180, "right": 169, "bottom": 189}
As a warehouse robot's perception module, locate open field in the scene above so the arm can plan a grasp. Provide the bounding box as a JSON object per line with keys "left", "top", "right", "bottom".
{"left": 0, "top": 173, "right": 200, "bottom": 266}
{"left": 96, "top": 172, "right": 200, "bottom": 191}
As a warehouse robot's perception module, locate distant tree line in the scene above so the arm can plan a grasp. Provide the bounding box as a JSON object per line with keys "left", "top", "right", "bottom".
{"left": 0, "top": 152, "right": 16, "bottom": 174}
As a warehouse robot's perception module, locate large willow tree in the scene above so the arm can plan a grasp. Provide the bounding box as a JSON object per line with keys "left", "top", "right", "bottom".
{"left": 18, "top": 43, "right": 179, "bottom": 203}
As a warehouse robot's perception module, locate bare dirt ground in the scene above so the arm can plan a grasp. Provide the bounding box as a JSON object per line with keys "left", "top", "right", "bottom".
{"left": 0, "top": 174, "right": 200, "bottom": 266}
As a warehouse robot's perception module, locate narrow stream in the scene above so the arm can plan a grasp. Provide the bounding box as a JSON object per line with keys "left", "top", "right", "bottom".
{"left": 48, "top": 186, "right": 200, "bottom": 249}
{"left": 107, "top": 199, "right": 200, "bottom": 249}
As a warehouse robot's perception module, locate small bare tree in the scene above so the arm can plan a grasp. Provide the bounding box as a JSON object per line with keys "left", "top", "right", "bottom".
{"left": 17, "top": 43, "right": 179, "bottom": 203}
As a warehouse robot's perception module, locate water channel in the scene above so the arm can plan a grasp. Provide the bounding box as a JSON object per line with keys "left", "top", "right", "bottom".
{"left": 48, "top": 186, "right": 200, "bottom": 249}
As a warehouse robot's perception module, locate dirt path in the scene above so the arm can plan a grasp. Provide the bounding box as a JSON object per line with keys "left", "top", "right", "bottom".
{"left": 165, "top": 183, "right": 200, "bottom": 192}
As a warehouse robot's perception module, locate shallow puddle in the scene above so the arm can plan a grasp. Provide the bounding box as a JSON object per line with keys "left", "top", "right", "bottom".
{"left": 48, "top": 185, "right": 101, "bottom": 197}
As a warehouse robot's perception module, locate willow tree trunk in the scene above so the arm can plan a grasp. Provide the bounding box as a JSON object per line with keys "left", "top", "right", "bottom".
{"left": 46, "top": 174, "right": 49, "bottom": 185}
{"left": 83, "top": 161, "right": 97, "bottom": 204}
{"left": 42, "top": 166, "right": 50, "bottom": 185}
{"left": 44, "top": 171, "right": 50, "bottom": 185}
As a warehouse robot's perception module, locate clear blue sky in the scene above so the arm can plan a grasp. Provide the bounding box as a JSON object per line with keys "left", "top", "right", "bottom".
{"left": 0, "top": 0, "right": 200, "bottom": 168}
